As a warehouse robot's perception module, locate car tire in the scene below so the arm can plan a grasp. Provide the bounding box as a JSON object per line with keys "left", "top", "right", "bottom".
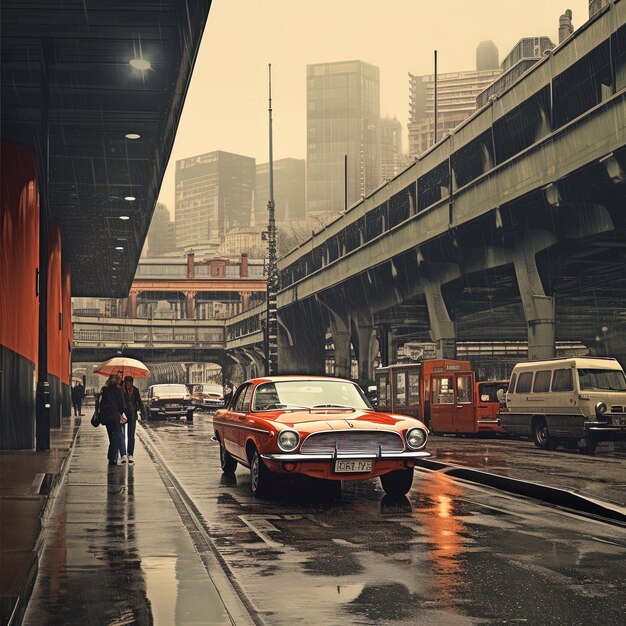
{"left": 578, "top": 436, "right": 597, "bottom": 455}
{"left": 380, "top": 468, "right": 414, "bottom": 497}
{"left": 219, "top": 441, "right": 237, "bottom": 474}
{"left": 532, "top": 418, "right": 556, "bottom": 450}
{"left": 250, "top": 449, "right": 273, "bottom": 498}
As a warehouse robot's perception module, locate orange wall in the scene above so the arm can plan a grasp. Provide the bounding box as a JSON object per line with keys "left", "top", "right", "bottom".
{"left": 47, "top": 225, "right": 64, "bottom": 381}
{"left": 0, "top": 144, "right": 40, "bottom": 367}
{"left": 61, "top": 263, "right": 72, "bottom": 385}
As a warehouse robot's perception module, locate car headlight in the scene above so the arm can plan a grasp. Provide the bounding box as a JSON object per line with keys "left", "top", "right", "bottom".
{"left": 595, "top": 402, "right": 608, "bottom": 417}
{"left": 277, "top": 429, "right": 300, "bottom": 452}
{"left": 406, "top": 427, "right": 427, "bottom": 450}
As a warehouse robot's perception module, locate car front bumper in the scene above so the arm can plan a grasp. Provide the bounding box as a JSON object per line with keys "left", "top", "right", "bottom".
{"left": 262, "top": 450, "right": 430, "bottom": 461}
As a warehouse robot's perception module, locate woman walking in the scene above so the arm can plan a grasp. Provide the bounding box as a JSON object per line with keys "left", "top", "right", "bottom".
{"left": 97, "top": 374, "right": 126, "bottom": 465}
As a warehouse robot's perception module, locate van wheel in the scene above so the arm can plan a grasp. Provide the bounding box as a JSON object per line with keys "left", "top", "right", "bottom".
{"left": 533, "top": 418, "right": 556, "bottom": 450}
{"left": 578, "top": 437, "right": 597, "bottom": 455}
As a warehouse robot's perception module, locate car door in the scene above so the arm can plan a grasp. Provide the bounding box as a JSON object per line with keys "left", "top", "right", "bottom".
{"left": 225, "top": 383, "right": 253, "bottom": 461}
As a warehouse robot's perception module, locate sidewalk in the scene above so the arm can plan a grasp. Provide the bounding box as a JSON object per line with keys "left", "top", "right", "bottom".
{"left": 0, "top": 416, "right": 234, "bottom": 626}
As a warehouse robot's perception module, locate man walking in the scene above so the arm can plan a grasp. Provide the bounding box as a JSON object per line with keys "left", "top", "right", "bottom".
{"left": 72, "top": 381, "right": 85, "bottom": 416}
{"left": 121, "top": 376, "right": 144, "bottom": 465}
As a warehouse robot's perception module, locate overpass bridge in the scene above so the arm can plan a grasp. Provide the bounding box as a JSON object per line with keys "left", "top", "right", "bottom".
{"left": 226, "top": 4, "right": 626, "bottom": 385}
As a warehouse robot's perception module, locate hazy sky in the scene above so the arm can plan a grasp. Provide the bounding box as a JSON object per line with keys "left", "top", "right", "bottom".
{"left": 157, "top": 0, "right": 590, "bottom": 213}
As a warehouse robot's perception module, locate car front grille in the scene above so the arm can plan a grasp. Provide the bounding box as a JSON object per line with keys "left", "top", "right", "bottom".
{"left": 300, "top": 430, "right": 405, "bottom": 455}
{"left": 610, "top": 406, "right": 624, "bottom": 413}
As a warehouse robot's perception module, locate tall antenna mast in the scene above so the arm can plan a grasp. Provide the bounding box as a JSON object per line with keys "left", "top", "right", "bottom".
{"left": 265, "top": 63, "right": 278, "bottom": 375}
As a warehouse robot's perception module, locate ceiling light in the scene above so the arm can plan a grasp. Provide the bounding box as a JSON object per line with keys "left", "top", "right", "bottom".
{"left": 129, "top": 58, "right": 151, "bottom": 71}
{"left": 119, "top": 215, "right": 130, "bottom": 220}
{"left": 125, "top": 133, "right": 140, "bottom": 140}
{"left": 115, "top": 246, "right": 124, "bottom": 251}
{"left": 124, "top": 196, "right": 136, "bottom": 201}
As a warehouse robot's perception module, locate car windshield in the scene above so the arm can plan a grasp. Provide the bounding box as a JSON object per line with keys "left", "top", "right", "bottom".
{"left": 153, "top": 385, "right": 188, "bottom": 395}
{"left": 252, "top": 380, "right": 372, "bottom": 411}
{"left": 478, "top": 382, "right": 509, "bottom": 402}
{"left": 196, "top": 385, "right": 222, "bottom": 394}
{"left": 577, "top": 368, "right": 626, "bottom": 391}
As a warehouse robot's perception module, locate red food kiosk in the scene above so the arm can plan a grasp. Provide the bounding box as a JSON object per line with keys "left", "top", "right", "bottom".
{"left": 375, "top": 360, "right": 507, "bottom": 435}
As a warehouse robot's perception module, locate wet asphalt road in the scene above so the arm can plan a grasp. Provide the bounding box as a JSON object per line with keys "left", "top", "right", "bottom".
{"left": 139, "top": 411, "right": 626, "bottom": 626}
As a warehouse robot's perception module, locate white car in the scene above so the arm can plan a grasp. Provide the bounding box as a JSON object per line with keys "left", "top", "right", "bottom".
{"left": 146, "top": 384, "right": 194, "bottom": 421}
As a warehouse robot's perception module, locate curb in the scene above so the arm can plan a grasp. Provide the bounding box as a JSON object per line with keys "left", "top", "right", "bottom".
{"left": 415, "top": 458, "right": 626, "bottom": 527}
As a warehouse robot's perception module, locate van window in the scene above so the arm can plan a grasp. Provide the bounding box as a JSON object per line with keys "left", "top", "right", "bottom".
{"left": 533, "top": 370, "right": 552, "bottom": 393}
{"left": 552, "top": 368, "right": 573, "bottom": 392}
{"left": 508, "top": 373, "right": 517, "bottom": 393}
{"left": 516, "top": 372, "right": 533, "bottom": 393}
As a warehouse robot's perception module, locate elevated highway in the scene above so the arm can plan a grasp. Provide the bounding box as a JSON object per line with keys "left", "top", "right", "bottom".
{"left": 228, "top": 4, "right": 626, "bottom": 384}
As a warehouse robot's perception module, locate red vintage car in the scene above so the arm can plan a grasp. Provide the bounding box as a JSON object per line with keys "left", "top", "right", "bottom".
{"left": 212, "top": 376, "right": 430, "bottom": 498}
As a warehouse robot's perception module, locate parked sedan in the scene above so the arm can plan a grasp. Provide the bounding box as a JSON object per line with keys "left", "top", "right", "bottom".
{"left": 213, "top": 376, "right": 430, "bottom": 498}
{"left": 191, "top": 383, "right": 224, "bottom": 410}
{"left": 146, "top": 384, "right": 194, "bottom": 421}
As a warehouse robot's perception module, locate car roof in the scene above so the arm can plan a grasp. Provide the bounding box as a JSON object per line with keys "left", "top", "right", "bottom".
{"left": 149, "top": 383, "right": 187, "bottom": 388}
{"left": 511, "top": 357, "right": 622, "bottom": 371}
{"left": 243, "top": 375, "right": 359, "bottom": 385}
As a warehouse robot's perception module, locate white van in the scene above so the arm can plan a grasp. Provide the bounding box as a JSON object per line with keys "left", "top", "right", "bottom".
{"left": 500, "top": 357, "right": 626, "bottom": 453}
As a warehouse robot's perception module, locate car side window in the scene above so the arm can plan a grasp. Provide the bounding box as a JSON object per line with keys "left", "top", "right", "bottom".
{"left": 532, "top": 370, "right": 552, "bottom": 393}
{"left": 552, "top": 368, "right": 573, "bottom": 392}
{"left": 516, "top": 372, "right": 533, "bottom": 393}
{"left": 508, "top": 373, "right": 517, "bottom": 393}
{"left": 233, "top": 385, "right": 252, "bottom": 412}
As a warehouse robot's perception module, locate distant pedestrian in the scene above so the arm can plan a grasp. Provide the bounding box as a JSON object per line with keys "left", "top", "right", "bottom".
{"left": 72, "top": 381, "right": 85, "bottom": 416}
{"left": 97, "top": 374, "right": 126, "bottom": 466}
{"left": 121, "top": 376, "right": 144, "bottom": 465}
{"left": 223, "top": 379, "right": 234, "bottom": 406}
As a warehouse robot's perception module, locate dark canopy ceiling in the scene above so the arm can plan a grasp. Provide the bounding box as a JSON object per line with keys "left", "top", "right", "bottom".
{"left": 1, "top": 0, "right": 212, "bottom": 297}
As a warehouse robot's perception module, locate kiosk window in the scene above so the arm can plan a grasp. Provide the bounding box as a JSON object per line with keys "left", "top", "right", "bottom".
{"left": 532, "top": 370, "right": 552, "bottom": 393}
{"left": 516, "top": 372, "right": 533, "bottom": 393}
{"left": 432, "top": 376, "right": 454, "bottom": 404}
{"left": 456, "top": 375, "right": 472, "bottom": 403}
{"left": 395, "top": 372, "right": 407, "bottom": 405}
{"left": 408, "top": 372, "right": 420, "bottom": 405}
{"left": 552, "top": 368, "right": 573, "bottom": 392}
{"left": 378, "top": 375, "right": 390, "bottom": 407}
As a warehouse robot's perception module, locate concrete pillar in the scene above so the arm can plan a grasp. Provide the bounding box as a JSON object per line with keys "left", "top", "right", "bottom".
{"left": 185, "top": 291, "right": 196, "bottom": 319}
{"left": 513, "top": 233, "right": 556, "bottom": 360}
{"left": 239, "top": 291, "right": 251, "bottom": 312}
{"left": 129, "top": 290, "right": 138, "bottom": 318}
{"left": 243, "top": 348, "right": 265, "bottom": 379}
{"left": 329, "top": 317, "right": 351, "bottom": 379}
{"left": 186, "top": 252, "right": 195, "bottom": 278}
{"left": 278, "top": 304, "right": 325, "bottom": 375}
{"left": 422, "top": 276, "right": 456, "bottom": 359}
{"left": 353, "top": 315, "right": 378, "bottom": 387}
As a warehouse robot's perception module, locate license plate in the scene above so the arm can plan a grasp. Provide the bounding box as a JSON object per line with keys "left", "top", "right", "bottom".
{"left": 166, "top": 404, "right": 179, "bottom": 408}
{"left": 335, "top": 459, "right": 372, "bottom": 473}
{"left": 612, "top": 416, "right": 626, "bottom": 426}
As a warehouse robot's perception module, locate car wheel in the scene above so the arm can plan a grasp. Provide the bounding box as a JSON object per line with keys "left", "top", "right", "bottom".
{"left": 219, "top": 441, "right": 237, "bottom": 474}
{"left": 532, "top": 418, "right": 556, "bottom": 450}
{"left": 578, "top": 436, "right": 597, "bottom": 455}
{"left": 250, "top": 449, "right": 273, "bottom": 498}
{"left": 186, "top": 410, "right": 194, "bottom": 422}
{"left": 380, "top": 469, "right": 414, "bottom": 497}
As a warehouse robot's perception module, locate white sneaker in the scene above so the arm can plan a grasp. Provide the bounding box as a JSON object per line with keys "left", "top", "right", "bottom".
{"left": 128, "top": 455, "right": 134, "bottom": 465}
{"left": 121, "top": 455, "right": 128, "bottom": 464}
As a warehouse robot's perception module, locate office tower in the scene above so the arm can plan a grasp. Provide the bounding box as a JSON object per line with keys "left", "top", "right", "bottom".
{"left": 476, "top": 41, "right": 499, "bottom": 71}
{"left": 175, "top": 150, "right": 255, "bottom": 249}
{"left": 147, "top": 202, "right": 176, "bottom": 257}
{"left": 380, "top": 117, "right": 404, "bottom": 181}
{"left": 307, "top": 60, "right": 381, "bottom": 216}
{"left": 589, "top": 0, "right": 610, "bottom": 17}
{"left": 476, "top": 37, "right": 555, "bottom": 108}
{"left": 408, "top": 58, "right": 500, "bottom": 156}
{"left": 255, "top": 158, "right": 306, "bottom": 223}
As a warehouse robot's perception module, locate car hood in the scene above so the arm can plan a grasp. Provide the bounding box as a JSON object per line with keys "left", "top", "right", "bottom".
{"left": 152, "top": 393, "right": 188, "bottom": 400}
{"left": 272, "top": 409, "right": 422, "bottom": 431}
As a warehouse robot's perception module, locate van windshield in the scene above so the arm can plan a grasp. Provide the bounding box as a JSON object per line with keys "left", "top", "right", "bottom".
{"left": 577, "top": 368, "right": 626, "bottom": 391}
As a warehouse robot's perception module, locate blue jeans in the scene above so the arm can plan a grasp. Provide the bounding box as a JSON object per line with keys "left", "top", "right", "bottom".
{"left": 105, "top": 420, "right": 124, "bottom": 462}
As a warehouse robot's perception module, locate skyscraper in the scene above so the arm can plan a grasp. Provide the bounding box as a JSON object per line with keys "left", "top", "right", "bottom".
{"left": 255, "top": 158, "right": 306, "bottom": 223}
{"left": 146, "top": 202, "right": 176, "bottom": 257}
{"left": 380, "top": 117, "right": 404, "bottom": 181}
{"left": 307, "top": 60, "right": 381, "bottom": 216}
{"left": 476, "top": 41, "right": 499, "bottom": 71}
{"left": 175, "top": 151, "right": 255, "bottom": 249}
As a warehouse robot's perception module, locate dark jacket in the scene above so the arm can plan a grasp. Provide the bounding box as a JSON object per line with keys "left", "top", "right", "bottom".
{"left": 97, "top": 385, "right": 125, "bottom": 425}
{"left": 122, "top": 385, "right": 144, "bottom": 420}
{"left": 72, "top": 384, "right": 85, "bottom": 402}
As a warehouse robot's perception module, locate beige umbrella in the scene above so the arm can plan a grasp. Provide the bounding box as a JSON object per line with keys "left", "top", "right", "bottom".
{"left": 93, "top": 356, "right": 150, "bottom": 379}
